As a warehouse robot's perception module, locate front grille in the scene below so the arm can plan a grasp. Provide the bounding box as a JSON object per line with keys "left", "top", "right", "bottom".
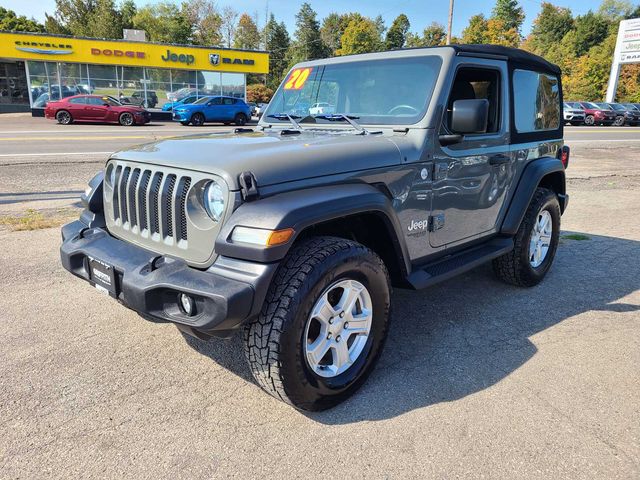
{"left": 111, "top": 165, "right": 190, "bottom": 243}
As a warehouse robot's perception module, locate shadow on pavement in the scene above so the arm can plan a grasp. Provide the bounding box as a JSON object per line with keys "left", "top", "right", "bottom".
{"left": 182, "top": 231, "right": 640, "bottom": 423}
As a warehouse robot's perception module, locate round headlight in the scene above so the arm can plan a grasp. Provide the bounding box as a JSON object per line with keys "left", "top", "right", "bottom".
{"left": 204, "top": 181, "right": 225, "bottom": 221}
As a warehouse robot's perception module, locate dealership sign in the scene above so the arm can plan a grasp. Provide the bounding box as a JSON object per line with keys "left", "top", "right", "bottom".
{"left": 606, "top": 18, "right": 640, "bottom": 101}
{"left": 14, "top": 40, "right": 73, "bottom": 55}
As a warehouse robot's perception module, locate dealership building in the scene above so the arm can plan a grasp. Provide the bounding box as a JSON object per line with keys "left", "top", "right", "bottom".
{"left": 0, "top": 31, "right": 269, "bottom": 113}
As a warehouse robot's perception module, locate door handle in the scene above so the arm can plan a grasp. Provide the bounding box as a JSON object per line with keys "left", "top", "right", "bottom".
{"left": 489, "top": 154, "right": 510, "bottom": 165}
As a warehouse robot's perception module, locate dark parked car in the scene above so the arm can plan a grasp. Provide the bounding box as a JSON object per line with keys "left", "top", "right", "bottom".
{"left": 597, "top": 102, "right": 640, "bottom": 126}
{"left": 45, "top": 95, "right": 151, "bottom": 126}
{"left": 119, "top": 90, "right": 158, "bottom": 108}
{"left": 172, "top": 95, "right": 251, "bottom": 126}
{"left": 563, "top": 102, "right": 585, "bottom": 125}
{"left": 62, "top": 45, "right": 569, "bottom": 410}
{"left": 572, "top": 102, "right": 616, "bottom": 126}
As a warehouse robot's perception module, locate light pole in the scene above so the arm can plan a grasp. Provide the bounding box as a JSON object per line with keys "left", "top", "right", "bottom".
{"left": 447, "top": 0, "right": 454, "bottom": 45}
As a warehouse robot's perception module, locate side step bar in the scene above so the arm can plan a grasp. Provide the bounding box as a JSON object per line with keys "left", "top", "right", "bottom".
{"left": 407, "top": 237, "right": 514, "bottom": 290}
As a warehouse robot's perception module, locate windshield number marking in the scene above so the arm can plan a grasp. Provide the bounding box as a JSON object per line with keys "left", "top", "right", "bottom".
{"left": 284, "top": 68, "right": 312, "bottom": 90}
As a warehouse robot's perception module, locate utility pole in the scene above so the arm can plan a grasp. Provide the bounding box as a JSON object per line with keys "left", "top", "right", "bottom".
{"left": 447, "top": 0, "right": 454, "bottom": 45}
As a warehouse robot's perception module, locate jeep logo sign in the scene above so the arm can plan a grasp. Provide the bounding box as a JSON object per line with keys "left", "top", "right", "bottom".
{"left": 162, "top": 49, "right": 194, "bottom": 65}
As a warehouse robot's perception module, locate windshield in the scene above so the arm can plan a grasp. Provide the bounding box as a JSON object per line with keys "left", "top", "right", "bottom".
{"left": 610, "top": 103, "right": 625, "bottom": 111}
{"left": 264, "top": 56, "right": 442, "bottom": 126}
{"left": 586, "top": 102, "right": 600, "bottom": 109}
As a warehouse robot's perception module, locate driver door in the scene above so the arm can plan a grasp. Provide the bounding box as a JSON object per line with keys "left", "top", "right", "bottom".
{"left": 84, "top": 96, "right": 109, "bottom": 120}
{"left": 430, "top": 59, "right": 515, "bottom": 248}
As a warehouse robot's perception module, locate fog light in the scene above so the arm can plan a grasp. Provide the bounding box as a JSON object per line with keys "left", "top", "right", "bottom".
{"left": 178, "top": 293, "right": 196, "bottom": 316}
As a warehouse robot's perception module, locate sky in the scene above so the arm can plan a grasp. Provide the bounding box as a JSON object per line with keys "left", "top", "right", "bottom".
{"left": 1, "top": 0, "right": 616, "bottom": 37}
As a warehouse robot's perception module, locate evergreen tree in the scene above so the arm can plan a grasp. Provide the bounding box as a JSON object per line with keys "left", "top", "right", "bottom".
{"left": 132, "top": 2, "right": 192, "bottom": 44}
{"left": 573, "top": 11, "right": 610, "bottom": 56}
{"left": 461, "top": 14, "right": 488, "bottom": 44}
{"left": 385, "top": 14, "right": 410, "bottom": 50}
{"left": 287, "top": 3, "right": 328, "bottom": 64}
{"left": 526, "top": 2, "right": 574, "bottom": 55}
{"left": 265, "top": 14, "right": 291, "bottom": 90}
{"left": 320, "top": 13, "right": 344, "bottom": 55}
{"left": 405, "top": 22, "right": 446, "bottom": 47}
{"left": 120, "top": 0, "right": 137, "bottom": 30}
{"left": 492, "top": 0, "right": 525, "bottom": 33}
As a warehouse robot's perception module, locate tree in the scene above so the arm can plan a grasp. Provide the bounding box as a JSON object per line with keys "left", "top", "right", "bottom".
{"left": 598, "top": 0, "right": 633, "bottom": 20}
{"left": 132, "top": 2, "right": 192, "bottom": 44}
{"left": 183, "top": 0, "right": 222, "bottom": 46}
{"left": 336, "top": 17, "right": 382, "bottom": 56}
{"left": 120, "top": 0, "right": 137, "bottom": 30}
{"left": 220, "top": 6, "right": 239, "bottom": 48}
{"left": 485, "top": 18, "right": 520, "bottom": 47}
{"left": 461, "top": 14, "right": 488, "bottom": 44}
{"left": 234, "top": 13, "right": 261, "bottom": 50}
{"left": 526, "top": 2, "right": 574, "bottom": 55}
{"left": 385, "top": 14, "right": 410, "bottom": 50}
{"left": 91, "top": 0, "right": 123, "bottom": 39}
{"left": 0, "top": 7, "right": 44, "bottom": 32}
{"left": 246, "top": 83, "right": 274, "bottom": 103}
{"left": 573, "top": 11, "right": 610, "bottom": 56}
{"left": 320, "top": 13, "right": 344, "bottom": 54}
{"left": 265, "top": 14, "right": 291, "bottom": 90}
{"left": 492, "top": 0, "right": 525, "bottom": 32}
{"left": 405, "top": 22, "right": 446, "bottom": 47}
{"left": 48, "top": 0, "right": 98, "bottom": 37}
{"left": 287, "top": 3, "right": 328, "bottom": 65}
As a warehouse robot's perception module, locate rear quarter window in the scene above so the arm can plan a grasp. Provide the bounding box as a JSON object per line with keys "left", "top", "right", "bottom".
{"left": 513, "top": 69, "right": 560, "bottom": 132}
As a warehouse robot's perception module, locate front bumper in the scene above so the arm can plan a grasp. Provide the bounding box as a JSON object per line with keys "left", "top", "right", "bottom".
{"left": 172, "top": 111, "right": 190, "bottom": 122}
{"left": 60, "top": 220, "right": 278, "bottom": 338}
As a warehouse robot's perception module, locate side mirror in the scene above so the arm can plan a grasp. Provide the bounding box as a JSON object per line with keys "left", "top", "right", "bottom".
{"left": 451, "top": 99, "right": 489, "bottom": 134}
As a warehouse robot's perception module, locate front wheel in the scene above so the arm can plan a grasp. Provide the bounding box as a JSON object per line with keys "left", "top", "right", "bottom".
{"left": 191, "top": 112, "right": 205, "bottom": 126}
{"left": 493, "top": 187, "right": 561, "bottom": 287}
{"left": 244, "top": 237, "right": 391, "bottom": 411}
{"left": 234, "top": 113, "right": 247, "bottom": 126}
{"left": 614, "top": 116, "right": 625, "bottom": 126}
{"left": 119, "top": 112, "right": 134, "bottom": 126}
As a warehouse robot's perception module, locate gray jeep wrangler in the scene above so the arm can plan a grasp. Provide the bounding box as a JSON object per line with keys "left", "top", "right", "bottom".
{"left": 61, "top": 45, "right": 569, "bottom": 411}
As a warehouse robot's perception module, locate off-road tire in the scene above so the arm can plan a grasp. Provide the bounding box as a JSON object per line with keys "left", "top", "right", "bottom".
{"left": 493, "top": 187, "right": 561, "bottom": 287}
{"left": 56, "top": 110, "right": 72, "bottom": 125}
{"left": 191, "top": 113, "right": 205, "bottom": 126}
{"left": 234, "top": 113, "right": 247, "bottom": 126}
{"left": 244, "top": 236, "right": 391, "bottom": 411}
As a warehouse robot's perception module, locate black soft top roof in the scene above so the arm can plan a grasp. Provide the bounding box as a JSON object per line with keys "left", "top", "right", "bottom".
{"left": 448, "top": 44, "right": 561, "bottom": 75}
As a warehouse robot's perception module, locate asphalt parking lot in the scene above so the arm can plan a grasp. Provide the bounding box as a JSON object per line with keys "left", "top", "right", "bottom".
{"left": 1, "top": 114, "right": 639, "bottom": 478}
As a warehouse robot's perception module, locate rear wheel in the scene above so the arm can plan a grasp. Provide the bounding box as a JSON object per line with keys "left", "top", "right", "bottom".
{"left": 234, "top": 113, "right": 247, "bottom": 126}
{"left": 614, "top": 116, "right": 625, "bottom": 126}
{"left": 584, "top": 115, "right": 595, "bottom": 126}
{"left": 191, "top": 112, "right": 205, "bottom": 126}
{"left": 56, "top": 110, "right": 72, "bottom": 125}
{"left": 119, "top": 112, "right": 134, "bottom": 126}
{"left": 244, "top": 236, "right": 391, "bottom": 411}
{"left": 493, "top": 187, "right": 561, "bottom": 287}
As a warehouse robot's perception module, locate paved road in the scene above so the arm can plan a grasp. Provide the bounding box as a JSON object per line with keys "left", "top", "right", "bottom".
{"left": 1, "top": 114, "right": 639, "bottom": 479}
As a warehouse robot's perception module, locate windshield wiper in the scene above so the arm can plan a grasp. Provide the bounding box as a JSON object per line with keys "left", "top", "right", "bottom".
{"left": 314, "top": 114, "right": 366, "bottom": 134}
{"left": 266, "top": 113, "right": 303, "bottom": 130}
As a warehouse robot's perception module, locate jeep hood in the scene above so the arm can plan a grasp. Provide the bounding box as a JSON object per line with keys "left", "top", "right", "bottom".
{"left": 111, "top": 130, "right": 403, "bottom": 190}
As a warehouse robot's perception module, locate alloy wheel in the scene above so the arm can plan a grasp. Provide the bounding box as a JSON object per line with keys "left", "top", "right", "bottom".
{"left": 304, "top": 279, "right": 373, "bottom": 378}
{"left": 529, "top": 210, "right": 552, "bottom": 268}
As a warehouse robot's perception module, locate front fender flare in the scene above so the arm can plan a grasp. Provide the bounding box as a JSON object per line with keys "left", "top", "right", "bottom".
{"left": 215, "top": 183, "right": 410, "bottom": 272}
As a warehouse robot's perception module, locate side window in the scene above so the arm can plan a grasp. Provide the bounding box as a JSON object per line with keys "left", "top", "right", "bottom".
{"left": 223, "top": 98, "right": 235, "bottom": 105}
{"left": 210, "top": 97, "right": 223, "bottom": 106}
{"left": 443, "top": 67, "right": 501, "bottom": 134}
{"left": 513, "top": 69, "right": 560, "bottom": 132}
{"left": 69, "top": 97, "right": 86, "bottom": 104}
{"left": 87, "top": 97, "right": 103, "bottom": 105}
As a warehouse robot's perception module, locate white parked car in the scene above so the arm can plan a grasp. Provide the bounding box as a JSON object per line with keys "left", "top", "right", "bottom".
{"left": 309, "top": 102, "right": 335, "bottom": 115}
{"left": 255, "top": 102, "right": 269, "bottom": 118}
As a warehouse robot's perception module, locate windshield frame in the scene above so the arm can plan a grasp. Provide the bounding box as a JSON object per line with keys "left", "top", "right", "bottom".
{"left": 262, "top": 54, "right": 443, "bottom": 128}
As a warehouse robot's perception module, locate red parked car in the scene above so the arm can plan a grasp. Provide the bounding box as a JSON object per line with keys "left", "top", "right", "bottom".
{"left": 570, "top": 101, "right": 616, "bottom": 126}
{"left": 44, "top": 95, "right": 151, "bottom": 126}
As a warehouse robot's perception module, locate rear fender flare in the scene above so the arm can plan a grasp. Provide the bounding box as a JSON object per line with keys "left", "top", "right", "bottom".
{"left": 501, "top": 156, "right": 565, "bottom": 235}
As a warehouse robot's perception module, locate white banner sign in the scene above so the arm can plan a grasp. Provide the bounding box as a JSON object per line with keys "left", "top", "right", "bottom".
{"left": 606, "top": 18, "right": 640, "bottom": 101}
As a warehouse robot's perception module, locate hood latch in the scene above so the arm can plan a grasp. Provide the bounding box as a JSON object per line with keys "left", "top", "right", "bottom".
{"left": 239, "top": 171, "right": 259, "bottom": 201}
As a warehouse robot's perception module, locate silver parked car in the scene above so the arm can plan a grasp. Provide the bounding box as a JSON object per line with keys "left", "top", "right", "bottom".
{"left": 563, "top": 102, "right": 585, "bottom": 125}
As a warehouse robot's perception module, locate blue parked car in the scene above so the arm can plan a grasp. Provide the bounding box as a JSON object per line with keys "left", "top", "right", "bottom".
{"left": 162, "top": 94, "right": 201, "bottom": 112}
{"left": 172, "top": 96, "right": 251, "bottom": 126}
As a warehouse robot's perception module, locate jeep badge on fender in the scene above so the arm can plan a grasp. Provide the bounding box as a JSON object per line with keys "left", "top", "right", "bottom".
{"left": 61, "top": 45, "right": 569, "bottom": 411}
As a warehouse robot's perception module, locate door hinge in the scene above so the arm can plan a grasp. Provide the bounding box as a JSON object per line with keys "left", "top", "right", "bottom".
{"left": 428, "top": 214, "right": 445, "bottom": 232}
{"left": 238, "top": 171, "right": 259, "bottom": 201}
